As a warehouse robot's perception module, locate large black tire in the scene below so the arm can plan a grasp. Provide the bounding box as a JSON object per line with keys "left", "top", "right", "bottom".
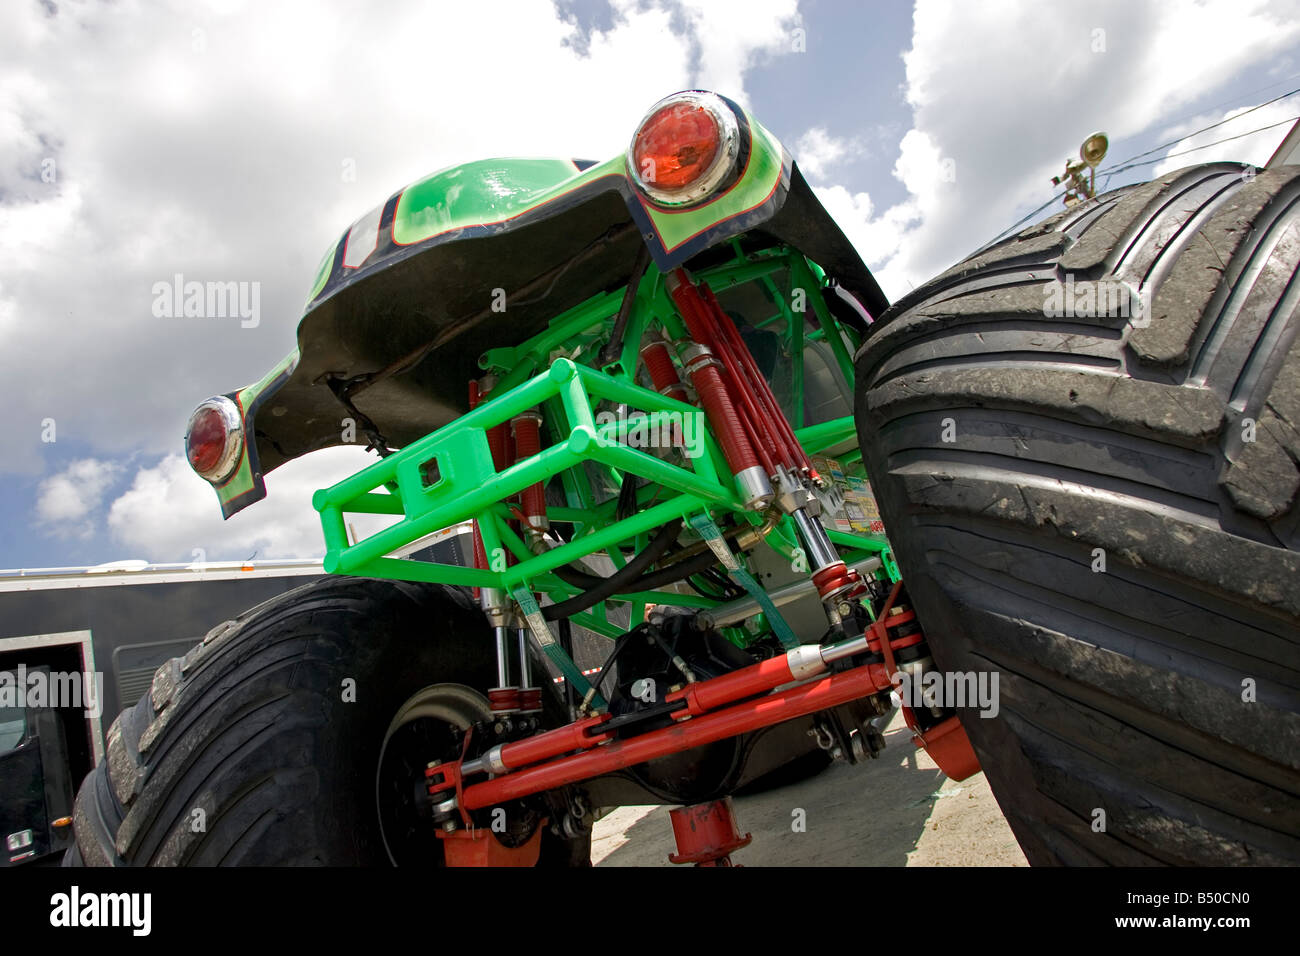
{"left": 854, "top": 162, "right": 1300, "bottom": 865}
{"left": 67, "top": 575, "right": 589, "bottom": 866}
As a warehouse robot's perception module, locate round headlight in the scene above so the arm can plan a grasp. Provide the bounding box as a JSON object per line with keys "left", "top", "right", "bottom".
{"left": 185, "top": 396, "right": 244, "bottom": 483}
{"left": 627, "top": 91, "right": 741, "bottom": 207}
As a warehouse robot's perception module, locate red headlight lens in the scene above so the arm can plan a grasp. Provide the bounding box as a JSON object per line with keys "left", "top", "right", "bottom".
{"left": 627, "top": 91, "right": 740, "bottom": 207}
{"left": 187, "top": 408, "right": 227, "bottom": 474}
{"left": 632, "top": 103, "right": 720, "bottom": 190}
{"left": 185, "top": 397, "right": 244, "bottom": 483}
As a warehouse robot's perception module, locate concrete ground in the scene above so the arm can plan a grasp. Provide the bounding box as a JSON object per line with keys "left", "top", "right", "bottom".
{"left": 592, "top": 709, "right": 1028, "bottom": 866}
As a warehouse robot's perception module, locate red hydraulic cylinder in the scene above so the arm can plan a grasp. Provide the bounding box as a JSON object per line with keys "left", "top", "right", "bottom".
{"left": 485, "top": 646, "right": 806, "bottom": 776}
{"left": 670, "top": 652, "right": 799, "bottom": 717}
{"left": 511, "top": 411, "right": 547, "bottom": 532}
{"left": 701, "top": 283, "right": 811, "bottom": 474}
{"left": 640, "top": 341, "right": 690, "bottom": 404}
{"left": 487, "top": 714, "right": 614, "bottom": 772}
{"left": 668, "top": 274, "right": 762, "bottom": 480}
{"left": 461, "top": 664, "right": 880, "bottom": 809}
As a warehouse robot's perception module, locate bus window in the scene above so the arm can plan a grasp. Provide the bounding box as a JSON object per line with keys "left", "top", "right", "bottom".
{"left": 0, "top": 704, "right": 25, "bottom": 754}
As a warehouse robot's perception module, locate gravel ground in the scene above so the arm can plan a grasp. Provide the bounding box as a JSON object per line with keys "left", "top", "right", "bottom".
{"left": 592, "top": 709, "right": 1028, "bottom": 866}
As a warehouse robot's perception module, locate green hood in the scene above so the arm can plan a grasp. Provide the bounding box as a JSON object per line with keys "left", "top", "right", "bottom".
{"left": 210, "top": 95, "right": 888, "bottom": 517}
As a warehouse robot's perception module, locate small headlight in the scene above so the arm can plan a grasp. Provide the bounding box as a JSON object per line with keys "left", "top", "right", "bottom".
{"left": 627, "top": 91, "right": 741, "bottom": 207}
{"left": 185, "top": 396, "right": 244, "bottom": 483}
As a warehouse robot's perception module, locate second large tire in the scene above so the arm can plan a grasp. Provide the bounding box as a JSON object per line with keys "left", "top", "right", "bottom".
{"left": 854, "top": 162, "right": 1300, "bottom": 865}
{"left": 68, "top": 575, "right": 588, "bottom": 866}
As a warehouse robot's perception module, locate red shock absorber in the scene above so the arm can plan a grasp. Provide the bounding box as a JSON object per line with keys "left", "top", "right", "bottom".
{"left": 709, "top": 326, "right": 792, "bottom": 472}
{"left": 700, "top": 283, "right": 811, "bottom": 475}
{"left": 640, "top": 340, "right": 691, "bottom": 453}
{"left": 488, "top": 687, "right": 522, "bottom": 714}
{"left": 725, "top": 382, "right": 779, "bottom": 478}
{"left": 511, "top": 410, "right": 548, "bottom": 534}
{"left": 667, "top": 272, "right": 772, "bottom": 511}
{"left": 475, "top": 378, "right": 519, "bottom": 570}
{"left": 469, "top": 381, "right": 489, "bottom": 599}
{"left": 673, "top": 269, "right": 795, "bottom": 475}
{"left": 472, "top": 377, "right": 518, "bottom": 714}
{"left": 812, "top": 563, "right": 862, "bottom": 604}
{"left": 487, "top": 420, "right": 510, "bottom": 473}
{"left": 640, "top": 341, "right": 689, "bottom": 403}
{"left": 478, "top": 377, "right": 513, "bottom": 477}
{"left": 471, "top": 528, "right": 489, "bottom": 590}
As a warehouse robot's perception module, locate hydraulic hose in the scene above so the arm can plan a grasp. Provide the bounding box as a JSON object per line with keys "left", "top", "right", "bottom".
{"left": 542, "top": 518, "right": 684, "bottom": 620}
{"left": 597, "top": 243, "right": 653, "bottom": 369}
{"left": 542, "top": 511, "right": 763, "bottom": 593}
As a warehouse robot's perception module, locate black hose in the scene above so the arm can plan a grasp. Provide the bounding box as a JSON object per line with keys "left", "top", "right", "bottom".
{"left": 597, "top": 243, "right": 652, "bottom": 369}
{"left": 687, "top": 567, "right": 743, "bottom": 601}
{"left": 550, "top": 559, "right": 604, "bottom": 590}
{"left": 615, "top": 471, "right": 639, "bottom": 522}
{"left": 588, "top": 628, "right": 635, "bottom": 702}
{"left": 542, "top": 518, "right": 683, "bottom": 620}
{"left": 543, "top": 525, "right": 749, "bottom": 620}
{"left": 546, "top": 521, "right": 710, "bottom": 591}
{"left": 558, "top": 539, "right": 736, "bottom": 616}
{"left": 625, "top": 544, "right": 731, "bottom": 593}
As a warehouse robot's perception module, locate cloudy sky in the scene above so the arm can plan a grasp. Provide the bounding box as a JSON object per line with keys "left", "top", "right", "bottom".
{"left": 2, "top": 0, "right": 1298, "bottom": 569}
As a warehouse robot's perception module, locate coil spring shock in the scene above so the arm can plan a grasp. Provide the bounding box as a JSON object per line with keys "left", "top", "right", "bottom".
{"left": 511, "top": 410, "right": 548, "bottom": 535}
{"left": 470, "top": 376, "right": 522, "bottom": 714}
{"left": 639, "top": 339, "right": 691, "bottom": 454}
{"left": 666, "top": 274, "right": 773, "bottom": 511}
{"left": 640, "top": 340, "right": 689, "bottom": 404}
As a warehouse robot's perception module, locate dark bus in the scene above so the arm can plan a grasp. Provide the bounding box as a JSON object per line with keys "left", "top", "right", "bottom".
{"left": 0, "top": 522, "right": 618, "bottom": 866}
{"left": 0, "top": 557, "right": 327, "bottom": 865}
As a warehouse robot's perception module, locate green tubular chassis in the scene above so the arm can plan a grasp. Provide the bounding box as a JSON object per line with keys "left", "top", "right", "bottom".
{"left": 145, "top": 90, "right": 983, "bottom": 867}
{"left": 312, "top": 243, "right": 898, "bottom": 687}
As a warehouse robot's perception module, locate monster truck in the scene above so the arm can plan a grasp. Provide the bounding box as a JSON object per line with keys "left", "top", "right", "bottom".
{"left": 67, "top": 91, "right": 1299, "bottom": 866}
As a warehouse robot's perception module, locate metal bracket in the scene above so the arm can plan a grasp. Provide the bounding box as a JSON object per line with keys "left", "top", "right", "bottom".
{"left": 511, "top": 585, "right": 607, "bottom": 711}
{"left": 688, "top": 514, "right": 800, "bottom": 649}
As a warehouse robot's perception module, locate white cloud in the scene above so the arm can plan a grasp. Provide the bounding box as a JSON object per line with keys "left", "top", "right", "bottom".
{"left": 2, "top": 0, "right": 807, "bottom": 565}
{"left": 0, "top": 0, "right": 801, "bottom": 481}
{"left": 794, "top": 127, "right": 853, "bottom": 180}
{"left": 678, "top": 0, "right": 801, "bottom": 103}
{"left": 1153, "top": 100, "right": 1299, "bottom": 176}
{"left": 809, "top": 0, "right": 1300, "bottom": 301}
{"left": 35, "top": 458, "right": 124, "bottom": 538}
{"left": 809, "top": 184, "right": 919, "bottom": 268}
{"left": 105, "top": 446, "right": 398, "bottom": 562}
